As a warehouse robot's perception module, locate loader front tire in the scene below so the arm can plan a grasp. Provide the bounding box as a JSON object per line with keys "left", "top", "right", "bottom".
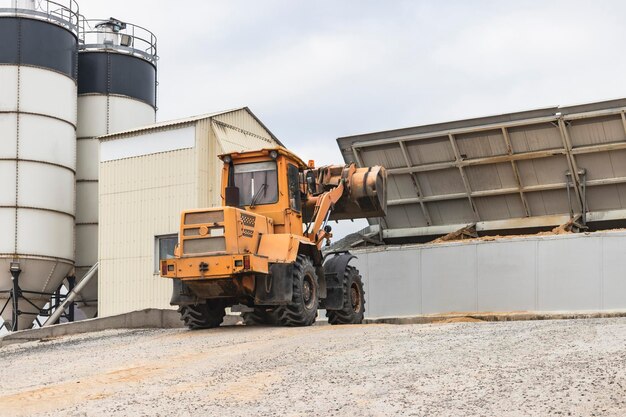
{"left": 178, "top": 301, "right": 225, "bottom": 330}
{"left": 275, "top": 255, "right": 319, "bottom": 327}
{"left": 326, "top": 265, "right": 365, "bottom": 325}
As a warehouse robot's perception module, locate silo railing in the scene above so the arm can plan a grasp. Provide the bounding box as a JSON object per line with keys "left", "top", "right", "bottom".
{"left": 79, "top": 18, "right": 158, "bottom": 64}
{"left": 0, "top": 0, "right": 79, "bottom": 36}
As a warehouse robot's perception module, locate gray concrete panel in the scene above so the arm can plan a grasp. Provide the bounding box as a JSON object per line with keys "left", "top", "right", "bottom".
{"left": 362, "top": 249, "right": 421, "bottom": 317}
{"left": 476, "top": 240, "right": 537, "bottom": 311}
{"left": 353, "top": 231, "right": 626, "bottom": 319}
{"left": 421, "top": 244, "right": 476, "bottom": 314}
{"left": 537, "top": 236, "right": 602, "bottom": 311}
{"left": 600, "top": 236, "right": 626, "bottom": 309}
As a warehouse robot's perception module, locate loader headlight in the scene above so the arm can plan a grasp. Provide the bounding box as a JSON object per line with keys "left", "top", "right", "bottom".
{"left": 269, "top": 150, "right": 278, "bottom": 159}
{"left": 223, "top": 155, "right": 232, "bottom": 163}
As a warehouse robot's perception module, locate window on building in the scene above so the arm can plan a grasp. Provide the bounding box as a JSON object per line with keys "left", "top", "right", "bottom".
{"left": 155, "top": 234, "right": 178, "bottom": 273}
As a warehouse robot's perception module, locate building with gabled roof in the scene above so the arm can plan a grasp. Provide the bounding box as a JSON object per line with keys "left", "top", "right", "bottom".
{"left": 95, "top": 107, "right": 281, "bottom": 317}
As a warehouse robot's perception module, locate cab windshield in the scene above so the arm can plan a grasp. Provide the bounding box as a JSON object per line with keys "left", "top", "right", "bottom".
{"left": 233, "top": 161, "right": 278, "bottom": 206}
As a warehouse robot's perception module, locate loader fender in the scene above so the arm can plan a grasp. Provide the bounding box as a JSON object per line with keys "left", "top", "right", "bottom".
{"left": 170, "top": 279, "right": 198, "bottom": 306}
{"left": 322, "top": 252, "right": 356, "bottom": 310}
{"left": 254, "top": 263, "right": 294, "bottom": 305}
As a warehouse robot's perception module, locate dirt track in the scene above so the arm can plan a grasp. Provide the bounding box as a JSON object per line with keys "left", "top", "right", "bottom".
{"left": 1, "top": 318, "right": 626, "bottom": 416}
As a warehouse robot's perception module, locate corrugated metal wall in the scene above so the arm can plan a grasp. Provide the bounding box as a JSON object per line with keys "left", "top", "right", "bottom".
{"left": 212, "top": 111, "right": 277, "bottom": 153}
{"left": 195, "top": 118, "right": 214, "bottom": 208}
{"left": 212, "top": 110, "right": 275, "bottom": 142}
{"left": 350, "top": 230, "right": 626, "bottom": 318}
{"left": 99, "top": 147, "right": 197, "bottom": 316}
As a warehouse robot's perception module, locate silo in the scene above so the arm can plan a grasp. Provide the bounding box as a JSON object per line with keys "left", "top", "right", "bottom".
{"left": 75, "top": 18, "right": 157, "bottom": 317}
{"left": 0, "top": 0, "right": 79, "bottom": 330}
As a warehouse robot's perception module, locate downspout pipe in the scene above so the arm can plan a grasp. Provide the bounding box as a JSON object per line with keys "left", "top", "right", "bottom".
{"left": 43, "top": 262, "right": 99, "bottom": 327}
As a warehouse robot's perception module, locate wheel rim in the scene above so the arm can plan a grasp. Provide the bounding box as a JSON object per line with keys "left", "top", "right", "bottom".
{"left": 302, "top": 274, "right": 316, "bottom": 310}
{"left": 350, "top": 282, "right": 362, "bottom": 313}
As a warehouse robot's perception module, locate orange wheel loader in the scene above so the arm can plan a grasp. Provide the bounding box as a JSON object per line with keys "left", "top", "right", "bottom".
{"left": 160, "top": 147, "right": 386, "bottom": 329}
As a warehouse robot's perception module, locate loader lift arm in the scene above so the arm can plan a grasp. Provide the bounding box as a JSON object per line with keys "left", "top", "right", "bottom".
{"left": 304, "top": 181, "right": 345, "bottom": 249}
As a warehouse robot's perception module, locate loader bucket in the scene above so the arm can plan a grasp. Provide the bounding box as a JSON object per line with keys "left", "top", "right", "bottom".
{"left": 330, "top": 166, "right": 387, "bottom": 221}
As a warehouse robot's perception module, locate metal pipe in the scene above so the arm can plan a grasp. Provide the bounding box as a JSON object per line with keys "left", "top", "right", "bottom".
{"left": 43, "top": 262, "right": 98, "bottom": 327}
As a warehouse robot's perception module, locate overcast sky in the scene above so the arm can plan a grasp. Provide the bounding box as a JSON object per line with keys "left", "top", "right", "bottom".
{"left": 79, "top": 0, "right": 626, "bottom": 237}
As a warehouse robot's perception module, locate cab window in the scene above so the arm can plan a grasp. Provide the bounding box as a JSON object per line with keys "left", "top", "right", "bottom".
{"left": 288, "top": 164, "right": 301, "bottom": 212}
{"left": 234, "top": 161, "right": 278, "bottom": 206}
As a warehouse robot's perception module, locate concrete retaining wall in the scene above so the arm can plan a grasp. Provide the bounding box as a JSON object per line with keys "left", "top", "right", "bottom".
{"left": 351, "top": 230, "right": 626, "bottom": 319}
{"left": 0, "top": 308, "right": 184, "bottom": 347}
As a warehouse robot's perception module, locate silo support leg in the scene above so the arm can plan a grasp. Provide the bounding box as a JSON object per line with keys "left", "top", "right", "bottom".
{"left": 66, "top": 276, "right": 75, "bottom": 322}
{"left": 10, "top": 267, "right": 21, "bottom": 331}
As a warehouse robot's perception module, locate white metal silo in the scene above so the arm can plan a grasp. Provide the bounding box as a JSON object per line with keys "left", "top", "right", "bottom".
{"left": 0, "top": 0, "right": 79, "bottom": 330}
{"left": 74, "top": 18, "right": 157, "bottom": 317}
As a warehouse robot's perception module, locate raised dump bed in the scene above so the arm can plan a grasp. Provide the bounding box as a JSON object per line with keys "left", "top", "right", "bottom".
{"left": 338, "top": 98, "right": 626, "bottom": 243}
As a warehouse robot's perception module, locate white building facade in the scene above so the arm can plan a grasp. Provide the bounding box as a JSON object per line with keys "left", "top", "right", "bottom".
{"left": 97, "top": 108, "right": 280, "bottom": 316}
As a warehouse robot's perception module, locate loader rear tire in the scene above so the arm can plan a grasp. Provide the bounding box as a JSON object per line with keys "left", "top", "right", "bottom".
{"left": 275, "top": 255, "right": 319, "bottom": 327}
{"left": 178, "top": 301, "right": 225, "bottom": 330}
{"left": 242, "top": 308, "right": 278, "bottom": 326}
{"left": 326, "top": 266, "right": 365, "bottom": 325}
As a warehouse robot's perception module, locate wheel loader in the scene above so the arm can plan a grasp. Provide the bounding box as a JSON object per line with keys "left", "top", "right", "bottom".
{"left": 160, "top": 147, "right": 386, "bottom": 329}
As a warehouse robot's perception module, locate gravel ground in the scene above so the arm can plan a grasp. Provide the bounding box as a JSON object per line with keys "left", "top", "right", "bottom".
{"left": 1, "top": 318, "right": 626, "bottom": 416}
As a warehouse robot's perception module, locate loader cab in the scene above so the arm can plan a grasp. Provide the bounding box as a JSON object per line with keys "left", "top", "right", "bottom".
{"left": 219, "top": 147, "right": 308, "bottom": 234}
